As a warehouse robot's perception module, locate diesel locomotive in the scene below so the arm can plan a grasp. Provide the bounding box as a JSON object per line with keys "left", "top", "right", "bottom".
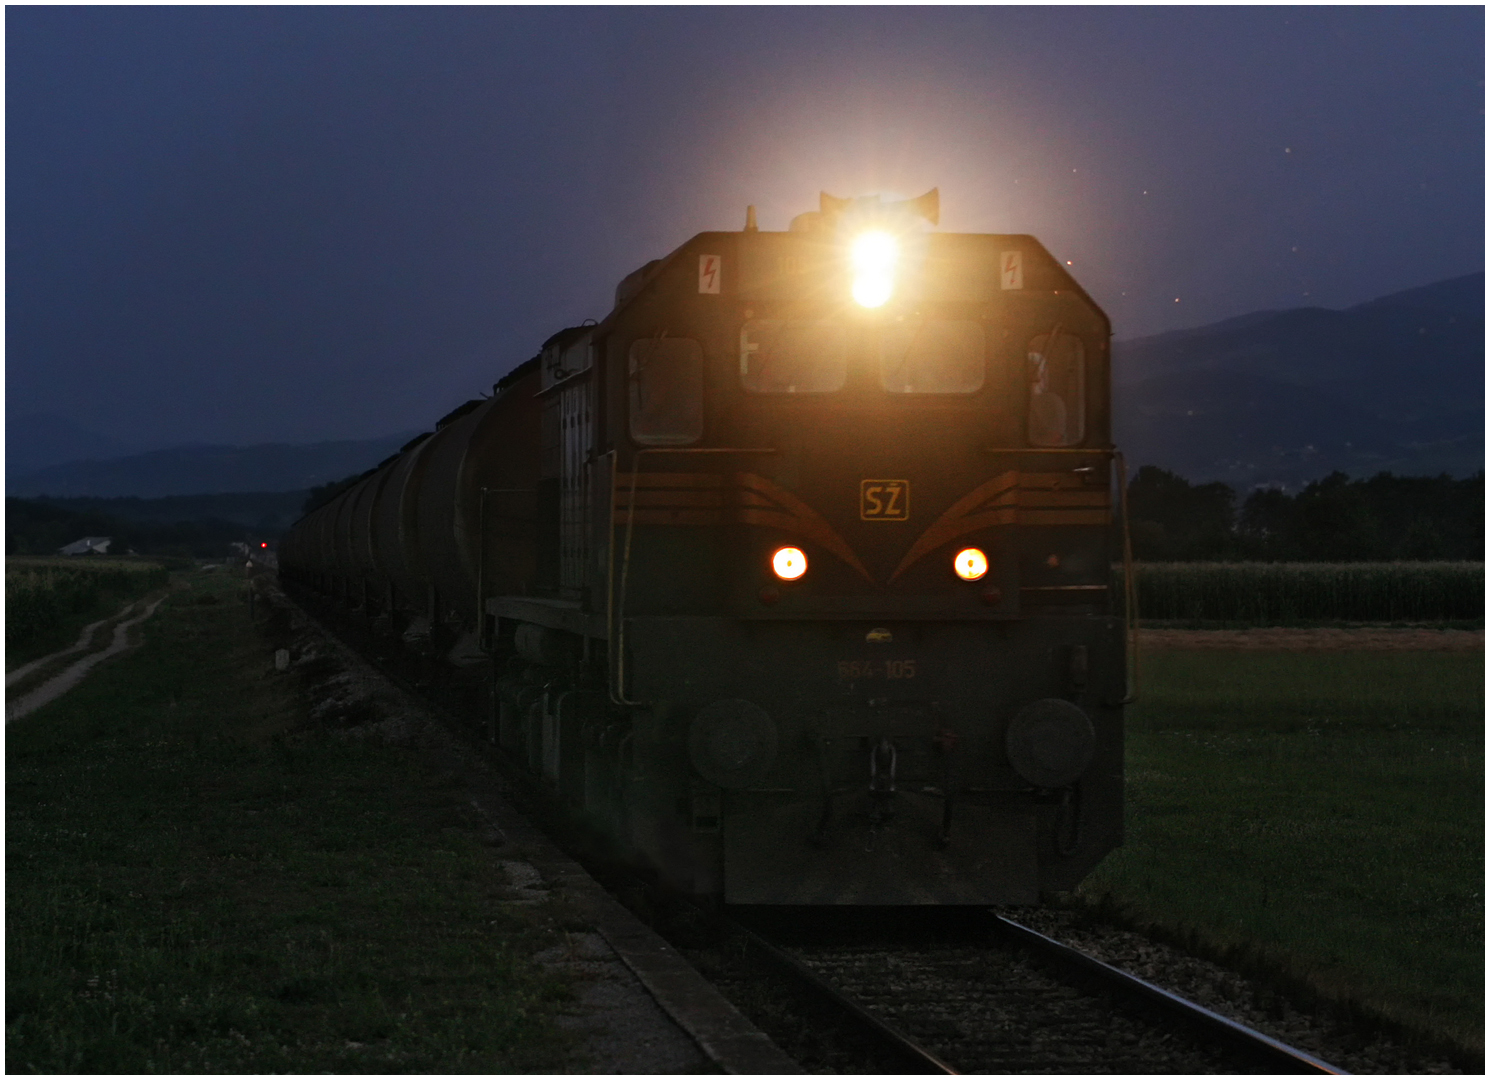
{"left": 280, "top": 189, "right": 1134, "bottom": 905}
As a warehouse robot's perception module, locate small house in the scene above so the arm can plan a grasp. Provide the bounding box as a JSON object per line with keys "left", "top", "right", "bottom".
{"left": 59, "top": 536, "right": 112, "bottom": 556}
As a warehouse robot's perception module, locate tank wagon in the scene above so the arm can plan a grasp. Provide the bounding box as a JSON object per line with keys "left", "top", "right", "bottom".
{"left": 281, "top": 190, "right": 1133, "bottom": 904}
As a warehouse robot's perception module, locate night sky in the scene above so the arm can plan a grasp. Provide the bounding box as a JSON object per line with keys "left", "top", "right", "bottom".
{"left": 7, "top": 7, "right": 1483, "bottom": 453}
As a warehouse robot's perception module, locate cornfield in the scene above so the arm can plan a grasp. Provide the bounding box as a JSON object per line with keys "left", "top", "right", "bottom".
{"left": 6, "top": 559, "right": 169, "bottom": 654}
{"left": 1129, "top": 561, "right": 1484, "bottom": 624}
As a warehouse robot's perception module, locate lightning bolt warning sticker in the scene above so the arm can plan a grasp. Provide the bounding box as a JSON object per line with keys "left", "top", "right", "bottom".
{"left": 1000, "top": 250, "right": 1023, "bottom": 290}
{"left": 698, "top": 254, "right": 721, "bottom": 294}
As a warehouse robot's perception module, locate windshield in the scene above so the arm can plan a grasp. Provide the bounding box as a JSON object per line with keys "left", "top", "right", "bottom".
{"left": 739, "top": 319, "right": 848, "bottom": 393}
{"left": 878, "top": 318, "right": 984, "bottom": 393}
{"left": 740, "top": 317, "right": 987, "bottom": 395}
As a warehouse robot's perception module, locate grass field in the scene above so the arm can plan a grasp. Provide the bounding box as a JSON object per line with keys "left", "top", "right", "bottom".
{"left": 1078, "top": 646, "right": 1484, "bottom": 1054}
{"left": 6, "top": 569, "right": 577, "bottom": 1073}
{"left": 6, "top": 557, "right": 170, "bottom": 668}
{"left": 9, "top": 561, "right": 1482, "bottom": 1067}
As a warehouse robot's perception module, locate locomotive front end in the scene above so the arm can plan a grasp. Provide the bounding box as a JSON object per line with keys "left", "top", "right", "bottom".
{"left": 598, "top": 192, "right": 1127, "bottom": 903}
{"left": 283, "top": 190, "right": 1128, "bottom": 906}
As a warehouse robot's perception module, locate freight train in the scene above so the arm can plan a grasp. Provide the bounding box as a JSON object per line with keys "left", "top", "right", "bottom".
{"left": 280, "top": 190, "right": 1134, "bottom": 904}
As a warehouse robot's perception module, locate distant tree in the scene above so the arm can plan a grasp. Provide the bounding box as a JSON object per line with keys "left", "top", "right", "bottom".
{"left": 1292, "top": 472, "right": 1380, "bottom": 560}
{"left": 1236, "top": 470, "right": 1483, "bottom": 561}
{"left": 4, "top": 497, "right": 271, "bottom": 558}
{"left": 1358, "top": 471, "right": 1483, "bottom": 560}
{"left": 1125, "top": 466, "right": 1237, "bottom": 560}
{"left": 1236, "top": 487, "right": 1298, "bottom": 558}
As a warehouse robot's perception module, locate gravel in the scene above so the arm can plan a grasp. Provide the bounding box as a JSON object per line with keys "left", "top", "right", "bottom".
{"left": 796, "top": 940, "right": 1251, "bottom": 1073}
{"left": 1000, "top": 905, "right": 1466, "bottom": 1074}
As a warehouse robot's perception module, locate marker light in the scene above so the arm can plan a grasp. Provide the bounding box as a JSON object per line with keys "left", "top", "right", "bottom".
{"left": 954, "top": 547, "right": 989, "bottom": 581}
{"left": 772, "top": 546, "right": 807, "bottom": 580}
{"left": 850, "top": 230, "right": 898, "bottom": 308}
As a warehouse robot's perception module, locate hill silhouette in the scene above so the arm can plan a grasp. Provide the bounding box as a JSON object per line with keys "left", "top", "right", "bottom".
{"left": 8, "top": 434, "right": 414, "bottom": 499}
{"left": 1113, "top": 273, "right": 1483, "bottom": 488}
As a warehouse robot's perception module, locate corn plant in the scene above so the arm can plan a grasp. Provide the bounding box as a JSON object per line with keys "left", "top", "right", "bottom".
{"left": 6, "top": 559, "right": 169, "bottom": 653}
{"left": 1128, "top": 562, "right": 1484, "bottom": 624}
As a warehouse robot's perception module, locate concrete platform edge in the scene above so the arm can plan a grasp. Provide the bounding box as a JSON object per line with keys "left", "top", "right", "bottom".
{"left": 467, "top": 789, "right": 802, "bottom": 1075}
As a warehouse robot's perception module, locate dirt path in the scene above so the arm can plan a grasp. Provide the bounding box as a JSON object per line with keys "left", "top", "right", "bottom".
{"left": 1139, "top": 626, "right": 1483, "bottom": 651}
{"left": 7, "top": 594, "right": 169, "bottom": 723}
{"left": 6, "top": 600, "right": 138, "bottom": 686}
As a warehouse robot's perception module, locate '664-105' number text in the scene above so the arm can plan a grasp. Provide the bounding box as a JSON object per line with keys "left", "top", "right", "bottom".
{"left": 837, "top": 659, "right": 916, "bottom": 679}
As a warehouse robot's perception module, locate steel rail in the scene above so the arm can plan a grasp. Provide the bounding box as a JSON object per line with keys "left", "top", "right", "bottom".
{"left": 990, "top": 915, "right": 1347, "bottom": 1075}
{"left": 724, "top": 917, "right": 958, "bottom": 1075}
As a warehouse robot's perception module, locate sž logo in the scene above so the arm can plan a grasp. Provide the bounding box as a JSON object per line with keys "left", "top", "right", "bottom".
{"left": 860, "top": 479, "right": 910, "bottom": 521}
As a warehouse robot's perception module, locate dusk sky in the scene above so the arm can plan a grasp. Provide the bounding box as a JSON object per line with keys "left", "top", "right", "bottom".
{"left": 7, "top": 6, "right": 1484, "bottom": 453}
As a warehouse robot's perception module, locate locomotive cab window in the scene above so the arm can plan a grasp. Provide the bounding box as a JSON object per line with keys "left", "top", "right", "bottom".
{"left": 1026, "top": 328, "right": 1085, "bottom": 446}
{"left": 629, "top": 337, "right": 704, "bottom": 445}
{"left": 878, "top": 318, "right": 985, "bottom": 393}
{"left": 740, "top": 319, "right": 848, "bottom": 393}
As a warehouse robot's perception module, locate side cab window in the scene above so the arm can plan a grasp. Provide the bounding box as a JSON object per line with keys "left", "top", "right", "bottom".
{"left": 1026, "top": 328, "right": 1085, "bottom": 446}
{"left": 629, "top": 337, "right": 703, "bottom": 445}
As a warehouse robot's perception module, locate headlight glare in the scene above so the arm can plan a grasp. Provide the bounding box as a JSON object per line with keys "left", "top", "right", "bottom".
{"left": 954, "top": 547, "right": 989, "bottom": 581}
{"left": 852, "top": 275, "right": 894, "bottom": 308}
{"left": 771, "top": 546, "right": 807, "bottom": 580}
{"left": 850, "top": 230, "right": 898, "bottom": 308}
{"left": 851, "top": 230, "right": 898, "bottom": 273}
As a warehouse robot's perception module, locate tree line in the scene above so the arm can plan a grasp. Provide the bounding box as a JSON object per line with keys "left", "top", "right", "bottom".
{"left": 1125, "top": 467, "right": 1484, "bottom": 562}
{"left": 5, "top": 497, "right": 267, "bottom": 559}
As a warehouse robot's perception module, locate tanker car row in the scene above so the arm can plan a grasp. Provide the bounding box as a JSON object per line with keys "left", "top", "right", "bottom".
{"left": 280, "top": 190, "right": 1133, "bottom": 904}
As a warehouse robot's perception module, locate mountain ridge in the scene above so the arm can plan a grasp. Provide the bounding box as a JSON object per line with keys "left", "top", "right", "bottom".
{"left": 8, "top": 433, "right": 418, "bottom": 499}
{"left": 1111, "top": 272, "right": 1483, "bottom": 488}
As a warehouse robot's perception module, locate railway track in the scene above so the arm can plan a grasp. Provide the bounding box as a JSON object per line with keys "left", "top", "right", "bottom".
{"left": 719, "top": 907, "right": 1346, "bottom": 1074}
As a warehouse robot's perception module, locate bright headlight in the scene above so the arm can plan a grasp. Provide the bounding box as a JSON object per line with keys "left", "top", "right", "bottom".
{"left": 852, "top": 275, "right": 894, "bottom": 308}
{"left": 954, "top": 547, "right": 989, "bottom": 581}
{"left": 851, "top": 230, "right": 898, "bottom": 274}
{"left": 771, "top": 546, "right": 807, "bottom": 580}
{"left": 850, "top": 230, "right": 898, "bottom": 308}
